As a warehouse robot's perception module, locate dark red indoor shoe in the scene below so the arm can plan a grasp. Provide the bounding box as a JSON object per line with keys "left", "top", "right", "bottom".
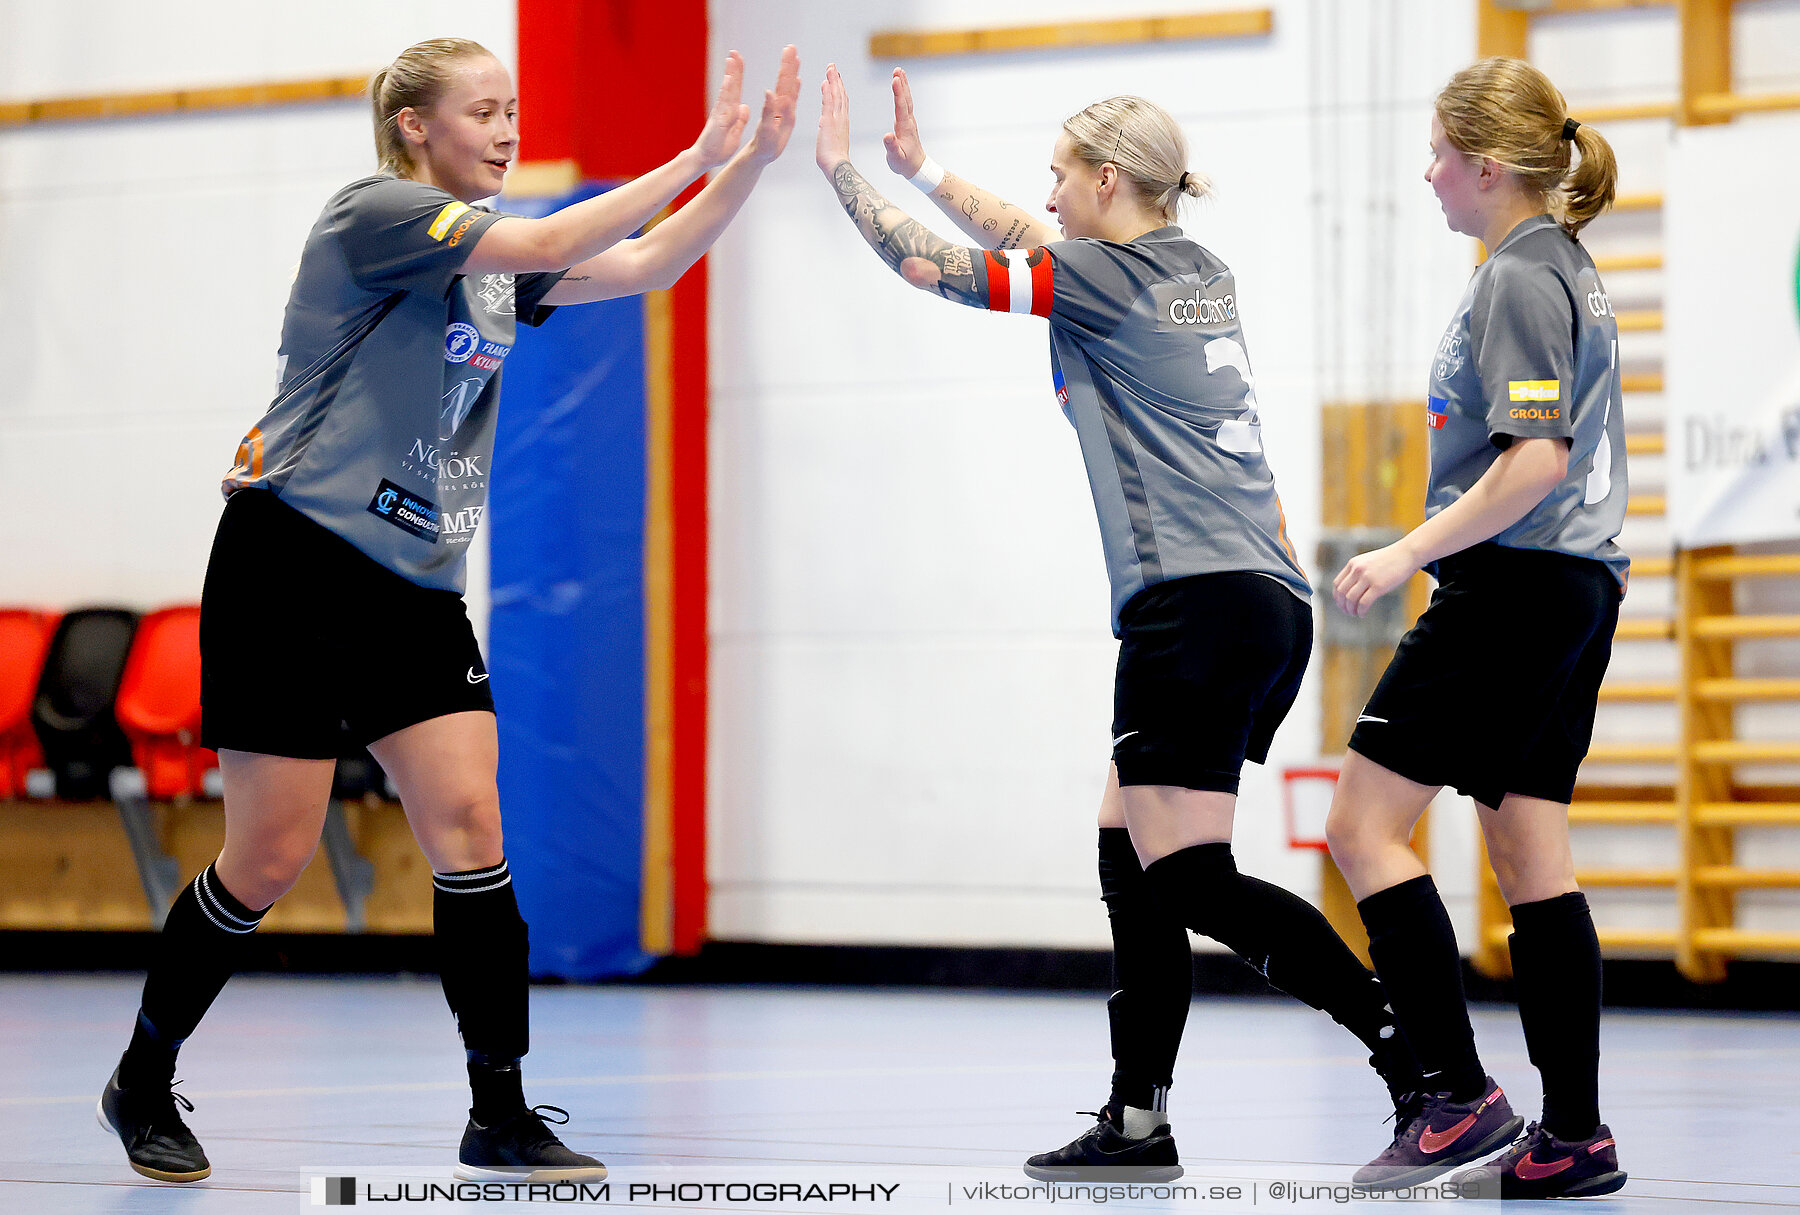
{"left": 1353, "top": 1076, "right": 1523, "bottom": 1190}
{"left": 1451, "top": 1121, "right": 1626, "bottom": 1199}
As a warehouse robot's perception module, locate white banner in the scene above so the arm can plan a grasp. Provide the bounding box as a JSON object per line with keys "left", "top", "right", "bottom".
{"left": 1665, "top": 117, "right": 1800, "bottom": 548}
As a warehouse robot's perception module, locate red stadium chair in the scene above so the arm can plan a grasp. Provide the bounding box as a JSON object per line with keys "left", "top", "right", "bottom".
{"left": 114, "top": 604, "right": 217, "bottom": 800}
{"left": 110, "top": 605, "right": 215, "bottom": 923}
{"left": 0, "top": 609, "right": 58, "bottom": 797}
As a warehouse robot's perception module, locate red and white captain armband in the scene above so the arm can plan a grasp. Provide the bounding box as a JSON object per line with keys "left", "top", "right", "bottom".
{"left": 981, "top": 248, "right": 1053, "bottom": 317}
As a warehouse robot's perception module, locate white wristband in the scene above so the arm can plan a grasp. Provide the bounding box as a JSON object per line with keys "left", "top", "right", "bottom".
{"left": 908, "top": 157, "right": 946, "bottom": 191}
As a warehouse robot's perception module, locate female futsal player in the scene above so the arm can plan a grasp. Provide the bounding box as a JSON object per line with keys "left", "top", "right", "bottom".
{"left": 1325, "top": 58, "right": 1627, "bottom": 1199}
{"left": 98, "top": 38, "right": 800, "bottom": 1184}
{"left": 817, "top": 67, "right": 1425, "bottom": 1180}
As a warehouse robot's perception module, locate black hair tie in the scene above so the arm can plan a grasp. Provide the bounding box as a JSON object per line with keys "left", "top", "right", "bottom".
{"left": 1177, "top": 171, "right": 1190, "bottom": 190}
{"left": 1562, "top": 117, "right": 1581, "bottom": 141}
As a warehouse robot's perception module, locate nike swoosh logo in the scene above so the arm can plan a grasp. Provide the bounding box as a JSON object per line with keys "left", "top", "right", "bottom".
{"left": 1513, "top": 1152, "right": 1576, "bottom": 1181}
{"left": 467, "top": 668, "right": 490, "bottom": 684}
{"left": 1356, "top": 714, "right": 1388, "bottom": 724}
{"left": 1111, "top": 731, "right": 1140, "bottom": 747}
{"left": 1418, "top": 1112, "right": 1478, "bottom": 1154}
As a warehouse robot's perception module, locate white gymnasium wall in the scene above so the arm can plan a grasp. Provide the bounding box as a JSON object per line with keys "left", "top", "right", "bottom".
{"left": 0, "top": 1, "right": 515, "bottom": 633}
{"left": 706, "top": 0, "right": 1482, "bottom": 947}
{"left": 8, "top": 1, "right": 1798, "bottom": 952}
{"left": 709, "top": 0, "right": 1800, "bottom": 950}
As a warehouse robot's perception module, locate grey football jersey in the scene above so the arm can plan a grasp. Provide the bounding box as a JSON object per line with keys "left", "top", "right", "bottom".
{"left": 1427, "top": 214, "right": 1628, "bottom": 587}
{"left": 974, "top": 228, "right": 1310, "bottom": 635}
{"left": 223, "top": 176, "right": 563, "bottom": 591}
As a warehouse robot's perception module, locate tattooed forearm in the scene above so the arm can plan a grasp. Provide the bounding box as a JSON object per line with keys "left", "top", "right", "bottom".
{"left": 832, "top": 162, "right": 890, "bottom": 230}
{"left": 917, "top": 168, "right": 1045, "bottom": 251}
{"left": 830, "top": 160, "right": 982, "bottom": 306}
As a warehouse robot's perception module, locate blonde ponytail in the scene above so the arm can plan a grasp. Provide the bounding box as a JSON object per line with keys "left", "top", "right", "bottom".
{"left": 1562, "top": 121, "right": 1618, "bottom": 238}
{"left": 1436, "top": 57, "right": 1618, "bottom": 239}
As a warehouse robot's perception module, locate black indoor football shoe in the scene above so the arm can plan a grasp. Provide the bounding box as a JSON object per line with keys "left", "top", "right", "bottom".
{"left": 1024, "top": 1108, "right": 1184, "bottom": 1181}
{"left": 1451, "top": 1120, "right": 1626, "bottom": 1199}
{"left": 455, "top": 1104, "right": 608, "bottom": 1182}
{"left": 97, "top": 1062, "right": 211, "bottom": 1182}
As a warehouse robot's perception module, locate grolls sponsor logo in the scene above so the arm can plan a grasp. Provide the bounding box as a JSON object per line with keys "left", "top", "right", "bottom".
{"left": 367, "top": 479, "right": 440, "bottom": 542}
{"left": 1508, "top": 380, "right": 1561, "bottom": 402}
{"left": 445, "top": 322, "right": 481, "bottom": 364}
{"left": 1509, "top": 406, "right": 1562, "bottom": 420}
{"left": 446, "top": 211, "right": 481, "bottom": 247}
{"left": 1166, "top": 289, "right": 1237, "bottom": 326}
{"left": 427, "top": 202, "right": 470, "bottom": 241}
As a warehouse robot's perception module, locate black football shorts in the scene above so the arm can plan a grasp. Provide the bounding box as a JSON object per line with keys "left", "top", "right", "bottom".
{"left": 200, "top": 489, "right": 494, "bottom": 760}
{"left": 1112, "top": 571, "right": 1313, "bottom": 793}
{"left": 1348, "top": 541, "right": 1621, "bottom": 808}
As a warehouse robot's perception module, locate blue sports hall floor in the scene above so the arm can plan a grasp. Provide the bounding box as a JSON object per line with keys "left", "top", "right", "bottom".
{"left": 2, "top": 974, "right": 1796, "bottom": 1212}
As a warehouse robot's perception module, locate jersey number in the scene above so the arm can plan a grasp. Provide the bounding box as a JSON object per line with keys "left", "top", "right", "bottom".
{"left": 1204, "top": 337, "right": 1263, "bottom": 454}
{"left": 1583, "top": 340, "right": 1616, "bottom": 506}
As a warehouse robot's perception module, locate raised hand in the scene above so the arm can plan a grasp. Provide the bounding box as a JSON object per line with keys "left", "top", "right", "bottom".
{"left": 745, "top": 45, "right": 801, "bottom": 165}
{"left": 882, "top": 67, "right": 926, "bottom": 178}
{"left": 691, "top": 50, "right": 751, "bottom": 168}
{"left": 816, "top": 63, "right": 851, "bottom": 175}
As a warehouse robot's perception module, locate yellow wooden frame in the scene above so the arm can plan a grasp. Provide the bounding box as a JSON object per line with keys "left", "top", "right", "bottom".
{"left": 869, "top": 9, "right": 1273, "bottom": 59}
{"left": 0, "top": 74, "right": 371, "bottom": 128}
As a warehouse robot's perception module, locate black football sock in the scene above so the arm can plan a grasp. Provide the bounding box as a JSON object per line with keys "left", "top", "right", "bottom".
{"left": 1142, "top": 843, "right": 1424, "bottom": 1103}
{"left": 466, "top": 1058, "right": 527, "bottom": 1126}
{"left": 121, "top": 864, "right": 268, "bottom": 1089}
{"left": 1509, "top": 891, "right": 1603, "bottom": 1140}
{"left": 1357, "top": 874, "right": 1487, "bottom": 1101}
{"left": 1097, "top": 828, "right": 1190, "bottom": 1126}
{"left": 434, "top": 860, "right": 532, "bottom": 1124}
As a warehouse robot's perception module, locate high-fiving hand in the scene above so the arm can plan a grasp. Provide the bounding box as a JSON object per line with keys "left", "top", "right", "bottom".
{"left": 745, "top": 45, "right": 802, "bottom": 165}
{"left": 691, "top": 47, "right": 803, "bottom": 169}
{"left": 692, "top": 51, "right": 751, "bottom": 169}
{"left": 815, "top": 63, "right": 851, "bottom": 175}
{"left": 882, "top": 68, "right": 927, "bottom": 179}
